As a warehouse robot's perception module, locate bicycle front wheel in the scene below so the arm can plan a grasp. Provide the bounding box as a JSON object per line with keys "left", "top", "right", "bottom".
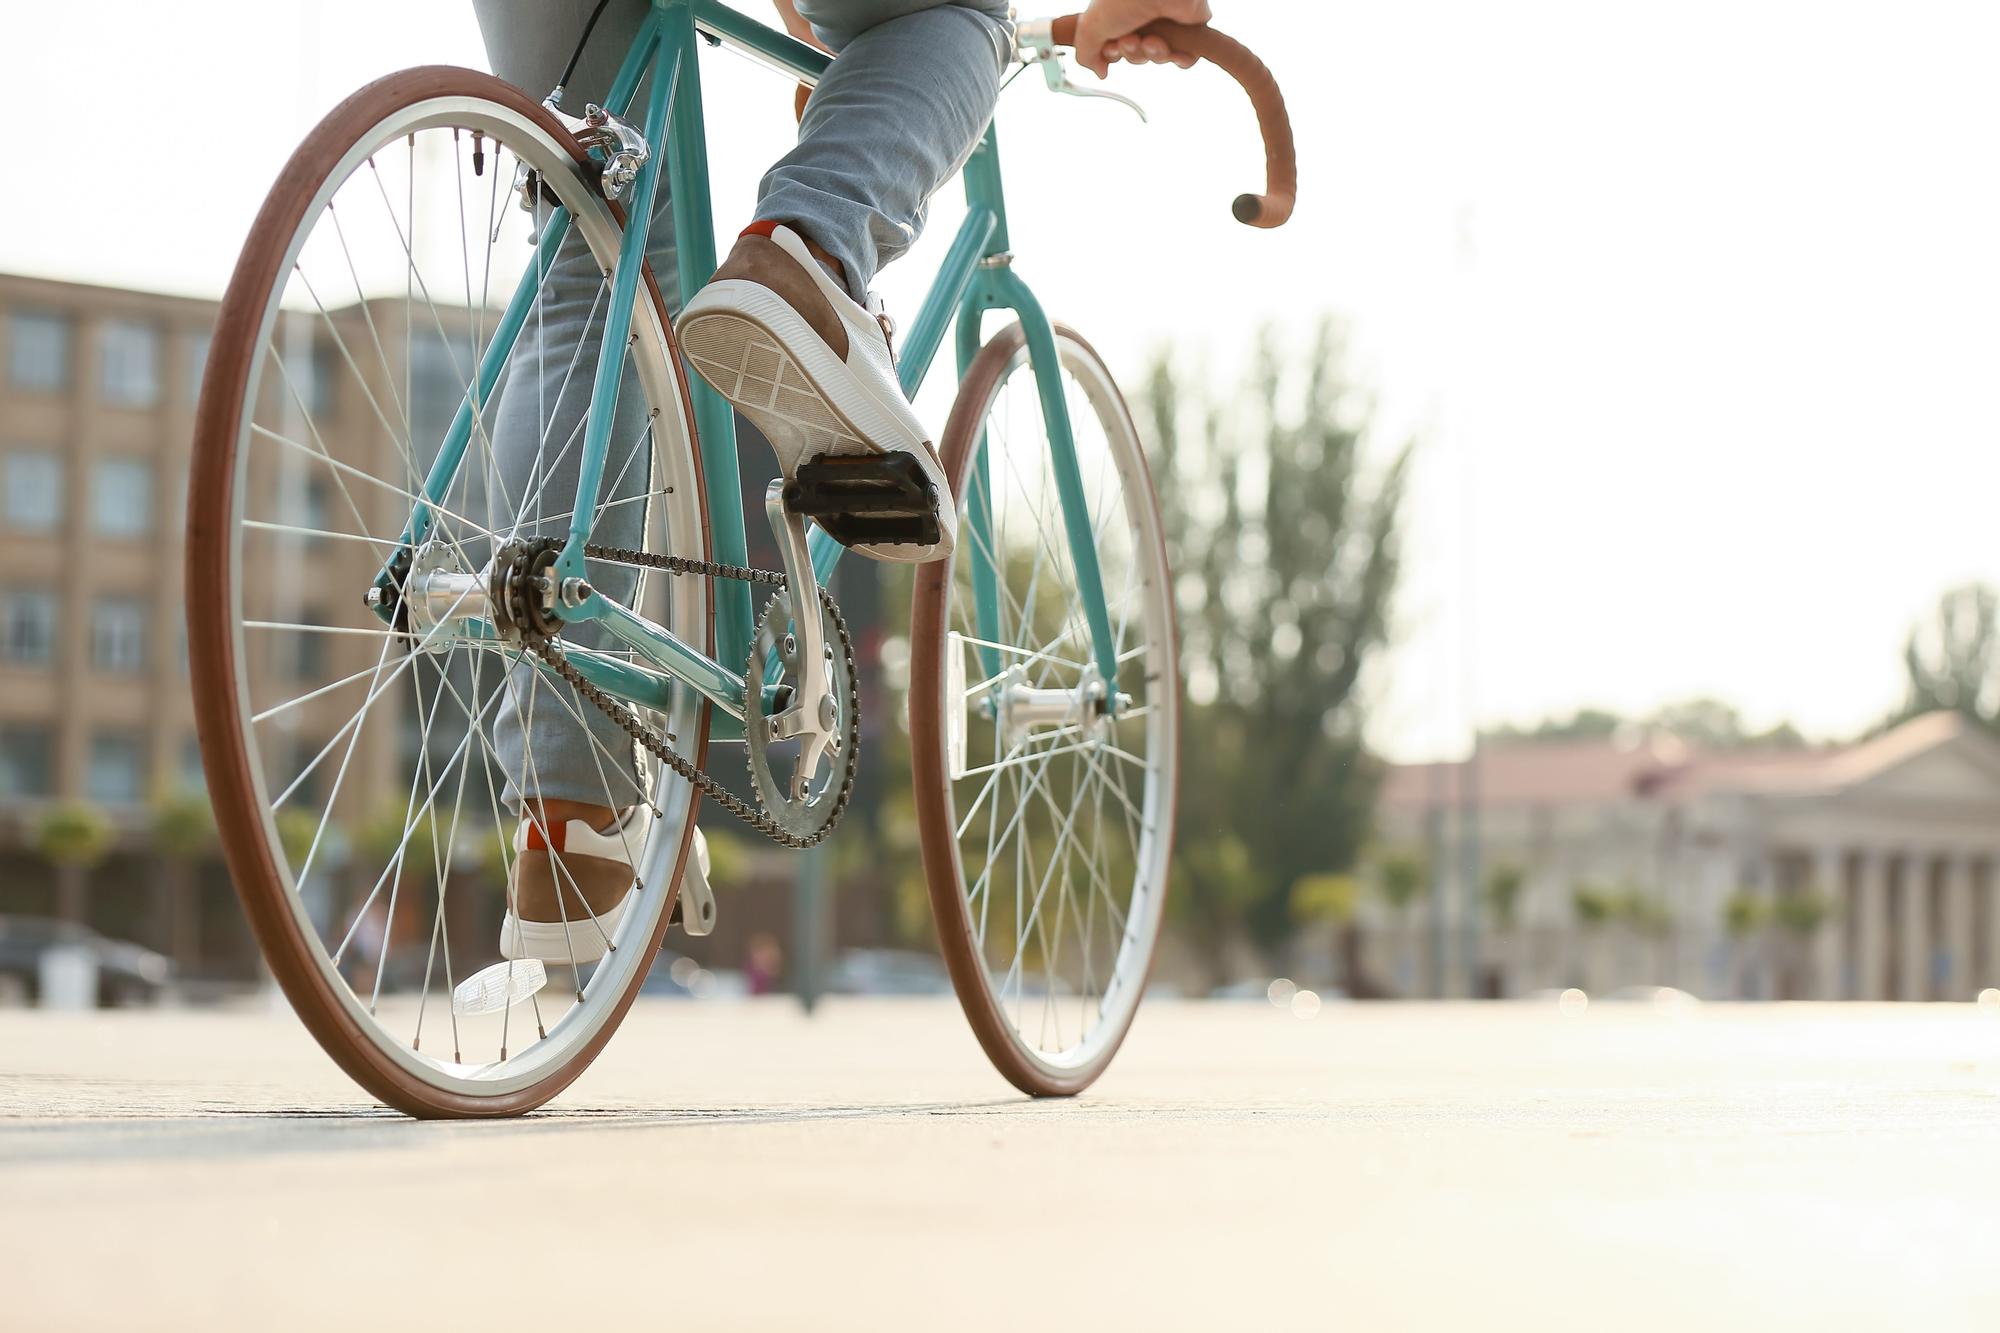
{"left": 909, "top": 322, "right": 1180, "bottom": 1096}
{"left": 189, "top": 67, "right": 710, "bottom": 1117}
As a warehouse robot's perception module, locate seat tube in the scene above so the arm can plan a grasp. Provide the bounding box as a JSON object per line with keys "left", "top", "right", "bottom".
{"left": 658, "top": 0, "right": 753, "bottom": 666}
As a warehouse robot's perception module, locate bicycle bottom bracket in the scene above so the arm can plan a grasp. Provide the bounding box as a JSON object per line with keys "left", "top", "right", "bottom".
{"left": 782, "top": 452, "right": 940, "bottom": 549}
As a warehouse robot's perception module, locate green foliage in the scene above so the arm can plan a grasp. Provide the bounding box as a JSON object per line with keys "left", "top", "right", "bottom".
{"left": 1572, "top": 883, "right": 1615, "bottom": 928}
{"left": 1616, "top": 889, "right": 1673, "bottom": 938}
{"left": 1144, "top": 320, "right": 1410, "bottom": 963}
{"left": 1291, "top": 872, "right": 1361, "bottom": 926}
{"left": 704, "top": 826, "right": 752, "bottom": 890}
{"left": 1486, "top": 863, "right": 1526, "bottom": 929}
{"left": 1723, "top": 890, "right": 1771, "bottom": 938}
{"left": 1375, "top": 851, "right": 1426, "bottom": 914}
{"left": 274, "top": 808, "right": 325, "bottom": 870}
{"left": 356, "top": 802, "right": 436, "bottom": 875}
{"left": 1773, "top": 891, "right": 1830, "bottom": 937}
{"left": 1896, "top": 582, "right": 2000, "bottom": 728}
{"left": 1493, "top": 698, "right": 1805, "bottom": 750}
{"left": 33, "top": 802, "right": 114, "bottom": 869}
{"left": 149, "top": 789, "right": 216, "bottom": 860}
{"left": 1492, "top": 708, "right": 1625, "bottom": 743}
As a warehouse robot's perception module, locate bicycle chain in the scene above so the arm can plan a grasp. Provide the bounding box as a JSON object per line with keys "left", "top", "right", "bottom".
{"left": 517, "top": 545, "right": 859, "bottom": 849}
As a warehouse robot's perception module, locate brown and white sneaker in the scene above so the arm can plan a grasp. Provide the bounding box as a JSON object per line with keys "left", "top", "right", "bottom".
{"left": 674, "top": 223, "right": 954, "bottom": 564}
{"left": 499, "top": 808, "right": 645, "bottom": 965}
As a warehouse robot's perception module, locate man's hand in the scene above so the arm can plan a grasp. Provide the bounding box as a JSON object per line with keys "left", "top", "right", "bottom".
{"left": 1072, "top": 0, "right": 1213, "bottom": 79}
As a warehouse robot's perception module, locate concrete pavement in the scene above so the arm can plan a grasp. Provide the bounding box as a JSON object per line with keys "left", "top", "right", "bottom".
{"left": 6, "top": 997, "right": 2000, "bottom": 1330}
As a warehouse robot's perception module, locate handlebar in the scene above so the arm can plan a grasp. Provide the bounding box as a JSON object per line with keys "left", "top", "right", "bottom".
{"left": 1046, "top": 15, "right": 1296, "bottom": 228}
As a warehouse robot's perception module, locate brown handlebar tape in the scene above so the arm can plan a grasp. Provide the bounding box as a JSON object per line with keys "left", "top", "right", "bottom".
{"left": 1049, "top": 16, "right": 1295, "bottom": 228}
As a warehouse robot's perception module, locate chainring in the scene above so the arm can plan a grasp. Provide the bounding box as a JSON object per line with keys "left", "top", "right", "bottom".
{"left": 744, "top": 588, "right": 861, "bottom": 843}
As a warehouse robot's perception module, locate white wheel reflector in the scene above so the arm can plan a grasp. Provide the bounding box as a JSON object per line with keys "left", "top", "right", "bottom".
{"left": 452, "top": 959, "right": 548, "bottom": 1016}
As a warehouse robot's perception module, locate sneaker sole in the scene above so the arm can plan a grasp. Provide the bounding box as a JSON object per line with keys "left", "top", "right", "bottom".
{"left": 677, "top": 286, "right": 953, "bottom": 563}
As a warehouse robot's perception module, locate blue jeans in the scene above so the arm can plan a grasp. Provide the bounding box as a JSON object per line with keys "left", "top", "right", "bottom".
{"left": 474, "top": 0, "right": 1010, "bottom": 809}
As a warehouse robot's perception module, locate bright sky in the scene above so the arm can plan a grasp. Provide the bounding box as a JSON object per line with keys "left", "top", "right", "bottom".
{"left": 5, "top": 0, "right": 1998, "bottom": 761}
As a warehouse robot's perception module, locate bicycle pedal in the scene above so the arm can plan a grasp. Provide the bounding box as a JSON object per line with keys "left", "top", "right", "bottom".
{"left": 783, "top": 453, "right": 941, "bottom": 549}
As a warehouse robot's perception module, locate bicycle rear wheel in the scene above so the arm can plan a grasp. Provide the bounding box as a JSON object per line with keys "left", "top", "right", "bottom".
{"left": 909, "top": 322, "right": 1180, "bottom": 1096}
{"left": 188, "top": 67, "right": 709, "bottom": 1117}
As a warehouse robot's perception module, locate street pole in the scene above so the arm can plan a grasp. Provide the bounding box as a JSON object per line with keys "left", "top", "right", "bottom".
{"left": 792, "top": 843, "right": 830, "bottom": 1013}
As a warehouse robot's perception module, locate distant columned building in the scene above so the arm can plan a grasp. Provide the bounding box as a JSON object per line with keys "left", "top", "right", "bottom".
{"left": 1374, "top": 711, "right": 2000, "bottom": 1001}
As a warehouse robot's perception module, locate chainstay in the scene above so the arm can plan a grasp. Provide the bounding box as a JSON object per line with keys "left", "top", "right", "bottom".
{"left": 511, "top": 544, "right": 857, "bottom": 849}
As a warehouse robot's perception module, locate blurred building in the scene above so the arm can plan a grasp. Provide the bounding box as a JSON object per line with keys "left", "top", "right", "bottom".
{"left": 0, "top": 271, "right": 895, "bottom": 992}
{"left": 0, "top": 271, "right": 453, "bottom": 980}
{"left": 0, "top": 274, "right": 244, "bottom": 969}
{"left": 1375, "top": 711, "right": 2000, "bottom": 1001}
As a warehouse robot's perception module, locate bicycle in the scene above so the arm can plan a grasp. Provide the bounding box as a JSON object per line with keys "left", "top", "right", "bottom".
{"left": 188, "top": 0, "right": 1295, "bottom": 1117}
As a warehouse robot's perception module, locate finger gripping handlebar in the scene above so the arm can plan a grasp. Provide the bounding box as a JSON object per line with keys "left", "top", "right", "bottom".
{"left": 1048, "top": 15, "right": 1296, "bottom": 228}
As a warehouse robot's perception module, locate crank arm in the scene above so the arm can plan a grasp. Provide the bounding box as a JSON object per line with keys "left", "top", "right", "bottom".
{"left": 763, "top": 481, "right": 837, "bottom": 788}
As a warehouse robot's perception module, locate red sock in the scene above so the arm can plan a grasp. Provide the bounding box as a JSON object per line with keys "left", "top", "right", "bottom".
{"left": 740, "top": 219, "right": 782, "bottom": 241}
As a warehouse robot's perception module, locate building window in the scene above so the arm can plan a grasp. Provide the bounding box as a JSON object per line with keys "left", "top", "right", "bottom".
{"left": 92, "top": 597, "right": 147, "bottom": 673}
{"left": 187, "top": 329, "right": 212, "bottom": 405}
{"left": 2, "top": 451, "right": 62, "bottom": 532}
{"left": 92, "top": 456, "right": 153, "bottom": 538}
{"left": 278, "top": 475, "right": 334, "bottom": 538}
{"left": 8, "top": 311, "right": 70, "bottom": 392}
{"left": 88, "top": 731, "right": 146, "bottom": 806}
{"left": 99, "top": 320, "right": 162, "bottom": 408}
{"left": 272, "top": 324, "right": 337, "bottom": 420}
{"left": 0, "top": 725, "right": 53, "bottom": 798}
{"left": 1, "top": 590, "right": 57, "bottom": 665}
{"left": 410, "top": 332, "right": 473, "bottom": 462}
{"left": 288, "top": 605, "right": 330, "bottom": 680}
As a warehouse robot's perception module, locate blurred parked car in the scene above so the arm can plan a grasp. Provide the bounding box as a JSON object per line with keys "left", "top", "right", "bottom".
{"left": 639, "top": 950, "right": 747, "bottom": 1000}
{"left": 1604, "top": 985, "right": 1701, "bottom": 1010}
{"left": 0, "top": 916, "right": 171, "bottom": 1007}
{"left": 827, "top": 949, "right": 951, "bottom": 996}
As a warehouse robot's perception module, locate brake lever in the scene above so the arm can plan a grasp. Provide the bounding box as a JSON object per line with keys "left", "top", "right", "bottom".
{"left": 1015, "top": 19, "right": 1149, "bottom": 123}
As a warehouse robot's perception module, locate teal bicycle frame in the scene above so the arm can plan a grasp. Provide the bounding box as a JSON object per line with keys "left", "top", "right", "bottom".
{"left": 381, "top": 0, "right": 1120, "bottom": 744}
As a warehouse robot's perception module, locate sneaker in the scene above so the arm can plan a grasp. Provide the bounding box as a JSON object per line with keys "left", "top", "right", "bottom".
{"left": 499, "top": 808, "right": 643, "bottom": 964}
{"left": 674, "top": 224, "right": 955, "bottom": 564}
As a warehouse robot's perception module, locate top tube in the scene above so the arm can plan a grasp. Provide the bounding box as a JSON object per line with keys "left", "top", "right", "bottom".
{"left": 688, "top": 0, "right": 832, "bottom": 84}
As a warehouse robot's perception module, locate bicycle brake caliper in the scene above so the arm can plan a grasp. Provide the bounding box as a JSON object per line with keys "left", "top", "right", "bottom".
{"left": 578, "top": 105, "right": 650, "bottom": 201}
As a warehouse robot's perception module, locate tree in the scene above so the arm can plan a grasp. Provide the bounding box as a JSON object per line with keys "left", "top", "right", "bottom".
{"left": 1772, "top": 890, "right": 1831, "bottom": 1000}
{"left": 1486, "top": 864, "right": 1526, "bottom": 931}
{"left": 1494, "top": 699, "right": 1805, "bottom": 750}
{"left": 1897, "top": 583, "right": 2000, "bottom": 728}
{"left": 1143, "top": 320, "right": 1411, "bottom": 974}
{"left": 1377, "top": 852, "right": 1427, "bottom": 917}
{"left": 1292, "top": 872, "right": 1361, "bottom": 990}
{"left": 150, "top": 789, "right": 216, "bottom": 975}
{"left": 1773, "top": 892, "right": 1829, "bottom": 938}
{"left": 35, "top": 802, "right": 114, "bottom": 927}
{"left": 1569, "top": 882, "right": 1616, "bottom": 988}
{"left": 1373, "top": 850, "right": 1428, "bottom": 994}
{"left": 1491, "top": 709, "right": 1624, "bottom": 743}
{"left": 1722, "top": 891, "right": 1770, "bottom": 939}
{"left": 1722, "top": 889, "right": 1772, "bottom": 998}
{"left": 1572, "top": 883, "right": 1616, "bottom": 930}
